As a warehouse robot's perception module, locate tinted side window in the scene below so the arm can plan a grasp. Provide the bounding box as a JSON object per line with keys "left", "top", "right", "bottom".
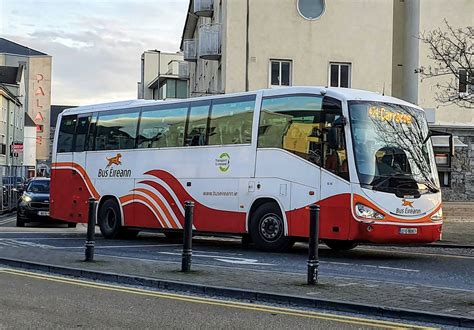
{"left": 208, "top": 96, "right": 255, "bottom": 145}
{"left": 258, "top": 95, "right": 324, "bottom": 165}
{"left": 95, "top": 110, "right": 140, "bottom": 151}
{"left": 185, "top": 101, "right": 210, "bottom": 146}
{"left": 74, "top": 115, "right": 91, "bottom": 152}
{"left": 57, "top": 115, "right": 77, "bottom": 153}
{"left": 138, "top": 104, "right": 188, "bottom": 148}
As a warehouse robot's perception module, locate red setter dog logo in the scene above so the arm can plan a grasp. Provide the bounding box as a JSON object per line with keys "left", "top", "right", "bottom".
{"left": 106, "top": 153, "right": 122, "bottom": 168}
{"left": 401, "top": 199, "right": 414, "bottom": 207}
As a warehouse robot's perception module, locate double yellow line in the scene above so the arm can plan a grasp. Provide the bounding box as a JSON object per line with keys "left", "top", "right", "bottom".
{"left": 0, "top": 268, "right": 433, "bottom": 329}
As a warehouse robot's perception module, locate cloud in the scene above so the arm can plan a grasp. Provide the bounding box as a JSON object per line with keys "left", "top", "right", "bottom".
{"left": 2, "top": 0, "right": 188, "bottom": 105}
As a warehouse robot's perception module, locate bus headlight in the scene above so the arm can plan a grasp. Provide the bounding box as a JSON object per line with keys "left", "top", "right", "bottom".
{"left": 430, "top": 208, "right": 443, "bottom": 221}
{"left": 355, "top": 203, "right": 384, "bottom": 220}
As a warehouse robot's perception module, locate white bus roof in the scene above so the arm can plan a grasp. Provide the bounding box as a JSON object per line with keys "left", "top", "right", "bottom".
{"left": 61, "top": 87, "right": 422, "bottom": 116}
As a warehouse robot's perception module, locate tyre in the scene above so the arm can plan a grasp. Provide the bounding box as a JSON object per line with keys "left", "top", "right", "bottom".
{"left": 16, "top": 215, "right": 25, "bottom": 227}
{"left": 249, "top": 202, "right": 294, "bottom": 252}
{"left": 324, "top": 239, "right": 358, "bottom": 251}
{"left": 98, "top": 199, "right": 122, "bottom": 239}
{"left": 67, "top": 223, "right": 77, "bottom": 228}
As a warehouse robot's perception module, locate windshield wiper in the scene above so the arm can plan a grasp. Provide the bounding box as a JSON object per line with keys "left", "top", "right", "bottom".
{"left": 370, "top": 173, "right": 412, "bottom": 190}
{"left": 420, "top": 180, "right": 440, "bottom": 193}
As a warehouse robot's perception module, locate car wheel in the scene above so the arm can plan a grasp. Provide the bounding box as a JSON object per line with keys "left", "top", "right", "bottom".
{"left": 250, "top": 202, "right": 294, "bottom": 252}
{"left": 324, "top": 239, "right": 358, "bottom": 251}
{"left": 98, "top": 199, "right": 122, "bottom": 239}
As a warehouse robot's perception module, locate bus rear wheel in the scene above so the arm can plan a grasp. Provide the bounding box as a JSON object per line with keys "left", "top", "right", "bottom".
{"left": 324, "top": 239, "right": 358, "bottom": 251}
{"left": 98, "top": 199, "right": 123, "bottom": 239}
{"left": 250, "top": 202, "right": 294, "bottom": 252}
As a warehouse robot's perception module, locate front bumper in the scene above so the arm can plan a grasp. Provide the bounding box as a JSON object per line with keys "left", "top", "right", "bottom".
{"left": 353, "top": 220, "right": 442, "bottom": 244}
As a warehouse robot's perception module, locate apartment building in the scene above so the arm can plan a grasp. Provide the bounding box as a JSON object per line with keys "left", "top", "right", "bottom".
{"left": 137, "top": 50, "right": 189, "bottom": 100}
{"left": 180, "top": 0, "right": 474, "bottom": 200}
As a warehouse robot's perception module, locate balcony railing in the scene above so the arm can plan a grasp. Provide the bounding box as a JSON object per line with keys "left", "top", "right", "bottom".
{"left": 183, "top": 39, "right": 197, "bottom": 62}
{"left": 198, "top": 23, "right": 221, "bottom": 61}
{"left": 194, "top": 0, "right": 213, "bottom": 17}
{"left": 178, "top": 61, "right": 189, "bottom": 79}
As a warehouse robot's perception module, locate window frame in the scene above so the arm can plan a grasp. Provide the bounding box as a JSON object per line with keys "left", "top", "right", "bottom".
{"left": 328, "top": 62, "right": 352, "bottom": 88}
{"left": 269, "top": 59, "right": 292, "bottom": 88}
{"left": 297, "top": 0, "right": 326, "bottom": 21}
{"left": 72, "top": 114, "right": 92, "bottom": 152}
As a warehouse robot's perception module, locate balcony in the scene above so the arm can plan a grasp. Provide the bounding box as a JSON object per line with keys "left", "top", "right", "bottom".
{"left": 178, "top": 62, "right": 189, "bottom": 79}
{"left": 194, "top": 0, "right": 213, "bottom": 17}
{"left": 198, "top": 23, "right": 221, "bottom": 60}
{"left": 183, "top": 39, "right": 197, "bottom": 62}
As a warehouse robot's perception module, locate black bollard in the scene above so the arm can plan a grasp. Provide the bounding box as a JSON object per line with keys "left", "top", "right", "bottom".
{"left": 85, "top": 198, "right": 97, "bottom": 262}
{"left": 181, "top": 201, "right": 194, "bottom": 272}
{"left": 307, "top": 204, "right": 320, "bottom": 285}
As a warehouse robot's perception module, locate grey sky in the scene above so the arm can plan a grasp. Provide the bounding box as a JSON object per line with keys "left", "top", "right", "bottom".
{"left": 0, "top": 0, "right": 188, "bottom": 105}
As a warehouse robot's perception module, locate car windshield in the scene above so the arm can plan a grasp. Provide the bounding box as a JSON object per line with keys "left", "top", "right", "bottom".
{"left": 349, "top": 101, "right": 439, "bottom": 196}
{"left": 27, "top": 180, "right": 50, "bottom": 193}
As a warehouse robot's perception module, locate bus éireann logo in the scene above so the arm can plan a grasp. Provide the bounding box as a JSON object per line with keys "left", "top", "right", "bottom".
{"left": 401, "top": 199, "right": 414, "bottom": 207}
{"left": 106, "top": 153, "right": 122, "bottom": 168}
{"left": 216, "top": 152, "right": 230, "bottom": 173}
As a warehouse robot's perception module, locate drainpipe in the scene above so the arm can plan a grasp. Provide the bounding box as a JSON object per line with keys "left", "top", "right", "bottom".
{"left": 245, "top": 0, "right": 249, "bottom": 92}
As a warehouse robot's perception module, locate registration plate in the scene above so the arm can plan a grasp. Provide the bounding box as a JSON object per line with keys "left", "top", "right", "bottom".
{"left": 399, "top": 228, "right": 417, "bottom": 235}
{"left": 38, "top": 211, "right": 50, "bottom": 216}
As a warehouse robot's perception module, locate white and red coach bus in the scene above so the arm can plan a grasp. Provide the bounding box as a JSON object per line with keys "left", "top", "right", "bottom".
{"left": 51, "top": 87, "right": 443, "bottom": 251}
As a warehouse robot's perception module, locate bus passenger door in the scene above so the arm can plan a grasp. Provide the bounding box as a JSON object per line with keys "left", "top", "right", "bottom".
{"left": 71, "top": 114, "right": 93, "bottom": 223}
{"left": 320, "top": 111, "right": 351, "bottom": 240}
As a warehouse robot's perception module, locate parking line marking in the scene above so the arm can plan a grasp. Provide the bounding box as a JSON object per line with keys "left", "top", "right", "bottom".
{"left": 0, "top": 268, "right": 432, "bottom": 329}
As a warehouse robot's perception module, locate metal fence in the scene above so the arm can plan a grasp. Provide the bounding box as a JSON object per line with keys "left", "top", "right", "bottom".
{"left": 0, "top": 165, "right": 30, "bottom": 213}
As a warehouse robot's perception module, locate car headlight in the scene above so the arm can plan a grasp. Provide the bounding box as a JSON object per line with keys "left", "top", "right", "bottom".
{"left": 355, "top": 203, "right": 384, "bottom": 220}
{"left": 22, "top": 195, "right": 32, "bottom": 203}
{"left": 430, "top": 208, "right": 443, "bottom": 221}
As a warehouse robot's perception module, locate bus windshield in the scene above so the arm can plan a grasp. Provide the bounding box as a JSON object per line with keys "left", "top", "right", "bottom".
{"left": 349, "top": 101, "right": 439, "bottom": 196}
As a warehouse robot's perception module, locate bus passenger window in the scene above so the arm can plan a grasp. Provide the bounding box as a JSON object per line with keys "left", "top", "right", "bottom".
{"left": 95, "top": 110, "right": 140, "bottom": 151}
{"left": 138, "top": 104, "right": 188, "bottom": 148}
{"left": 185, "top": 102, "right": 210, "bottom": 146}
{"left": 258, "top": 95, "right": 324, "bottom": 166}
{"left": 323, "top": 113, "right": 349, "bottom": 181}
{"left": 208, "top": 96, "right": 255, "bottom": 145}
{"left": 57, "top": 115, "right": 77, "bottom": 153}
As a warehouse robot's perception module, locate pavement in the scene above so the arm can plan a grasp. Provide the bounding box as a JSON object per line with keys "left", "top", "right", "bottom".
{"left": 0, "top": 212, "right": 473, "bottom": 327}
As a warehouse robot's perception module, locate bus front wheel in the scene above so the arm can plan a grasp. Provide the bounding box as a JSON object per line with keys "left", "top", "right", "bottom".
{"left": 250, "top": 202, "right": 294, "bottom": 252}
{"left": 324, "top": 239, "right": 358, "bottom": 251}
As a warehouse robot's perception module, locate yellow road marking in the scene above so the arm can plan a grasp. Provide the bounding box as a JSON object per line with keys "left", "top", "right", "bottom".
{"left": 0, "top": 268, "right": 434, "bottom": 329}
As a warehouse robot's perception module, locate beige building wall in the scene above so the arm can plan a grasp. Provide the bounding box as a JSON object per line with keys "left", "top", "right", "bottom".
{"left": 186, "top": 0, "right": 394, "bottom": 96}
{"left": 417, "top": 0, "right": 474, "bottom": 125}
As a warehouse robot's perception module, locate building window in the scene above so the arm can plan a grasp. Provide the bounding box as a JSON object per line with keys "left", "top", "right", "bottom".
{"left": 297, "top": 0, "right": 325, "bottom": 20}
{"left": 438, "top": 171, "right": 451, "bottom": 187}
{"left": 329, "top": 63, "right": 351, "bottom": 88}
{"left": 270, "top": 60, "right": 291, "bottom": 87}
{"left": 459, "top": 69, "right": 473, "bottom": 94}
